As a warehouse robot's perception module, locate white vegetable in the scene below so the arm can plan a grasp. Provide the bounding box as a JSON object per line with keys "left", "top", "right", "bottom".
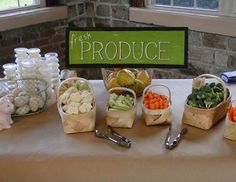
{"left": 80, "top": 90, "right": 93, "bottom": 103}
{"left": 16, "top": 105, "right": 30, "bottom": 115}
{"left": 29, "top": 97, "right": 39, "bottom": 112}
{"left": 69, "top": 92, "right": 82, "bottom": 103}
{"left": 60, "top": 87, "right": 78, "bottom": 105}
{"left": 11, "top": 88, "right": 23, "bottom": 97}
{"left": 3, "top": 94, "right": 14, "bottom": 103}
{"left": 18, "top": 91, "right": 28, "bottom": 97}
{"left": 79, "top": 103, "right": 92, "bottom": 113}
{"left": 64, "top": 102, "right": 81, "bottom": 114}
{"left": 32, "top": 95, "right": 44, "bottom": 108}
{"left": 14, "top": 95, "right": 29, "bottom": 107}
{"left": 40, "top": 91, "right": 47, "bottom": 102}
{"left": 62, "top": 104, "right": 68, "bottom": 111}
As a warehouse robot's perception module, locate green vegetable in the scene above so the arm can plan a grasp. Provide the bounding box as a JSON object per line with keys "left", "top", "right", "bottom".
{"left": 187, "top": 82, "right": 230, "bottom": 109}
{"left": 74, "top": 81, "right": 80, "bottom": 90}
{"left": 209, "top": 82, "right": 215, "bottom": 88}
{"left": 108, "top": 93, "right": 134, "bottom": 111}
{"left": 74, "top": 81, "right": 90, "bottom": 91}
{"left": 60, "top": 84, "right": 68, "bottom": 94}
{"left": 80, "top": 82, "right": 89, "bottom": 90}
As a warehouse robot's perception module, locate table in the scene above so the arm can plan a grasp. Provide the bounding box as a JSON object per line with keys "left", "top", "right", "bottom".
{"left": 0, "top": 79, "right": 236, "bottom": 182}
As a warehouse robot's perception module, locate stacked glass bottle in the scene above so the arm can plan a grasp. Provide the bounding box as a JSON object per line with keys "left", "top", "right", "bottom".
{"left": 45, "top": 52, "right": 60, "bottom": 89}
{"left": 2, "top": 48, "right": 61, "bottom": 99}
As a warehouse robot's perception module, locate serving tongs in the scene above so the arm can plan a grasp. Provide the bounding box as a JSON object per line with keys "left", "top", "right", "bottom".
{"left": 107, "top": 126, "right": 131, "bottom": 145}
{"left": 95, "top": 126, "right": 131, "bottom": 148}
{"left": 165, "top": 124, "right": 188, "bottom": 150}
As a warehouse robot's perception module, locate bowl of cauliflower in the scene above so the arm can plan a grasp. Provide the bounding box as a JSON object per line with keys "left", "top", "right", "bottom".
{"left": 57, "top": 77, "right": 96, "bottom": 134}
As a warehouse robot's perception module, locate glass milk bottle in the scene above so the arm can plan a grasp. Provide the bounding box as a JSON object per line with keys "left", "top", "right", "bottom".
{"left": 45, "top": 52, "right": 60, "bottom": 89}
{"left": 2, "top": 63, "right": 17, "bottom": 90}
{"left": 14, "top": 48, "right": 28, "bottom": 79}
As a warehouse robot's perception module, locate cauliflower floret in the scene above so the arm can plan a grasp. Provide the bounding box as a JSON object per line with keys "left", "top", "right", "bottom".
{"left": 64, "top": 102, "right": 81, "bottom": 114}
{"left": 62, "top": 104, "right": 68, "bottom": 112}
{"left": 79, "top": 103, "right": 92, "bottom": 113}
{"left": 80, "top": 90, "right": 93, "bottom": 104}
{"left": 69, "top": 92, "right": 82, "bottom": 103}
{"left": 60, "top": 87, "right": 78, "bottom": 105}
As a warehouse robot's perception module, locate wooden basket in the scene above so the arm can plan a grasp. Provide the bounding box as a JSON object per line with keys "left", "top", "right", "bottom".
{"left": 182, "top": 74, "right": 231, "bottom": 130}
{"left": 142, "top": 84, "right": 172, "bottom": 126}
{"left": 224, "top": 100, "right": 236, "bottom": 141}
{"left": 106, "top": 87, "right": 137, "bottom": 128}
{"left": 57, "top": 77, "right": 96, "bottom": 134}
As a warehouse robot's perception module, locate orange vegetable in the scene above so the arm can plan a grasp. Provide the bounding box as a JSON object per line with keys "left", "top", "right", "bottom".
{"left": 144, "top": 91, "right": 169, "bottom": 110}
{"left": 228, "top": 106, "right": 236, "bottom": 122}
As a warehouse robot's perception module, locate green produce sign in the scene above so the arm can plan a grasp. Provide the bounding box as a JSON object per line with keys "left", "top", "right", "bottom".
{"left": 65, "top": 27, "right": 188, "bottom": 68}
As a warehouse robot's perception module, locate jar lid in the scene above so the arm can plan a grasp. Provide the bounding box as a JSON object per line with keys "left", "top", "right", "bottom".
{"left": 3, "top": 63, "right": 17, "bottom": 70}
{"left": 45, "top": 52, "right": 58, "bottom": 58}
{"left": 21, "top": 60, "right": 35, "bottom": 68}
{"left": 27, "top": 48, "right": 41, "bottom": 54}
{"left": 14, "top": 48, "right": 28, "bottom": 54}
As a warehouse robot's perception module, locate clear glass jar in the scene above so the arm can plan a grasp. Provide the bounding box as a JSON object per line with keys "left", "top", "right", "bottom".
{"left": 27, "top": 48, "right": 41, "bottom": 58}
{"left": 3, "top": 63, "right": 17, "bottom": 79}
{"left": 45, "top": 52, "right": 60, "bottom": 89}
{"left": 14, "top": 48, "right": 28, "bottom": 56}
{"left": 45, "top": 52, "right": 59, "bottom": 63}
{"left": 2, "top": 63, "right": 17, "bottom": 90}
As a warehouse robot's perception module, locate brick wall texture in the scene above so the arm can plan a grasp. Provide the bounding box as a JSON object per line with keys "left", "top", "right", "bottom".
{"left": 1, "top": 0, "right": 236, "bottom": 79}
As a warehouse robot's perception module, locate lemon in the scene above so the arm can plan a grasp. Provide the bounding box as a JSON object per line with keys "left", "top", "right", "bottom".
{"left": 129, "top": 79, "right": 145, "bottom": 97}
{"left": 116, "top": 69, "right": 135, "bottom": 87}
{"left": 136, "top": 70, "right": 151, "bottom": 86}
{"left": 107, "top": 77, "right": 120, "bottom": 89}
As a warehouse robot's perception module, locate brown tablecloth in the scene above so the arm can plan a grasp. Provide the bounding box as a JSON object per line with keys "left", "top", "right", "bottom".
{"left": 0, "top": 79, "right": 236, "bottom": 182}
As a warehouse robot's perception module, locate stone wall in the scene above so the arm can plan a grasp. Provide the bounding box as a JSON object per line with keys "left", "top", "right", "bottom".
{"left": 1, "top": 0, "right": 236, "bottom": 79}
{"left": 0, "top": 0, "right": 87, "bottom": 76}
{"left": 86, "top": 0, "right": 236, "bottom": 79}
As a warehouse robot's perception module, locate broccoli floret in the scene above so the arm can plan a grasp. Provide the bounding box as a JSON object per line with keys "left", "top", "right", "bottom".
{"left": 197, "top": 100, "right": 205, "bottom": 108}
{"left": 201, "top": 85, "right": 211, "bottom": 93}
{"left": 213, "top": 87, "right": 222, "bottom": 93}
{"left": 204, "top": 98, "right": 214, "bottom": 109}
{"left": 187, "top": 100, "right": 198, "bottom": 108}
{"left": 216, "top": 83, "right": 223, "bottom": 88}
{"left": 187, "top": 93, "right": 197, "bottom": 100}
{"left": 209, "top": 82, "right": 216, "bottom": 88}
{"left": 197, "top": 92, "right": 206, "bottom": 100}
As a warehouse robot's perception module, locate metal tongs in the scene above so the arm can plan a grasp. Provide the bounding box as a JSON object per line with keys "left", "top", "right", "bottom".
{"left": 165, "top": 124, "right": 188, "bottom": 150}
{"left": 95, "top": 126, "right": 131, "bottom": 148}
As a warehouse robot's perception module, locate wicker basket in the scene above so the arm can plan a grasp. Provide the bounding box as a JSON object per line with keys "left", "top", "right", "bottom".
{"left": 106, "top": 87, "right": 137, "bottom": 128}
{"left": 182, "top": 74, "right": 231, "bottom": 130}
{"left": 142, "top": 84, "right": 172, "bottom": 126}
{"left": 224, "top": 100, "right": 236, "bottom": 141}
{"left": 57, "top": 77, "right": 96, "bottom": 134}
{"left": 0, "top": 78, "right": 48, "bottom": 116}
{"left": 101, "top": 68, "right": 153, "bottom": 97}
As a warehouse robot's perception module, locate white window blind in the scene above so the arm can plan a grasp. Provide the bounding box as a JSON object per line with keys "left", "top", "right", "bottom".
{"left": 0, "top": 0, "right": 45, "bottom": 13}
{"left": 146, "top": 0, "right": 236, "bottom": 17}
{"left": 155, "top": 0, "right": 219, "bottom": 10}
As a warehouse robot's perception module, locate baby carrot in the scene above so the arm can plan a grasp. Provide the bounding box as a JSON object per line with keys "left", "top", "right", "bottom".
{"left": 144, "top": 91, "right": 169, "bottom": 110}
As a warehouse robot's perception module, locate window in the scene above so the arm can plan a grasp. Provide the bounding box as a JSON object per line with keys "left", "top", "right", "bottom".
{"left": 146, "top": 0, "right": 236, "bottom": 17}
{"left": 0, "top": 0, "right": 45, "bottom": 14}
{"left": 155, "top": 0, "right": 219, "bottom": 10}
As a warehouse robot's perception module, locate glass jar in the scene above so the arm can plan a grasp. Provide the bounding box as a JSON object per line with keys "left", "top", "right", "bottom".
{"left": 45, "top": 52, "right": 60, "bottom": 89}
{"left": 2, "top": 63, "right": 17, "bottom": 90}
